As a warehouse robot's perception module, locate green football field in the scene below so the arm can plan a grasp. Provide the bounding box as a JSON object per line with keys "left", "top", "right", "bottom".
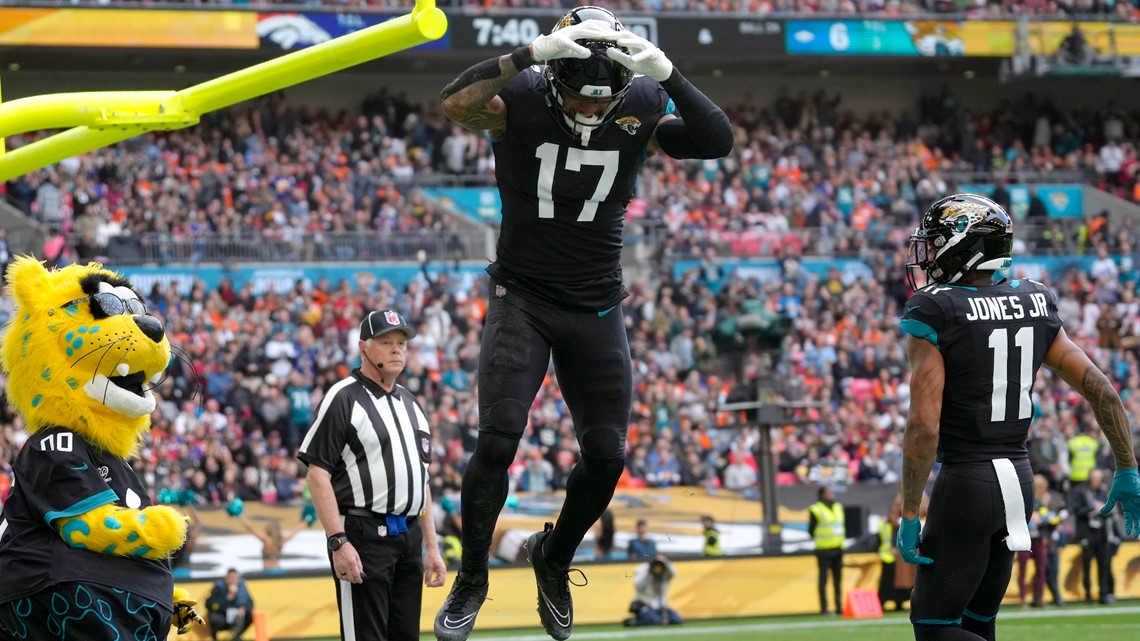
{"left": 306, "top": 603, "right": 1140, "bottom": 640}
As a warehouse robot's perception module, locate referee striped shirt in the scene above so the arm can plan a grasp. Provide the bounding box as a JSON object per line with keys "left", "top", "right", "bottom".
{"left": 297, "top": 368, "right": 432, "bottom": 517}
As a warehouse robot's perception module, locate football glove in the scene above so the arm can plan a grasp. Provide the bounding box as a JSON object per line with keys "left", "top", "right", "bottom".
{"left": 530, "top": 19, "right": 620, "bottom": 63}
{"left": 896, "top": 517, "right": 933, "bottom": 565}
{"left": 1099, "top": 467, "right": 1140, "bottom": 538}
{"left": 606, "top": 32, "right": 673, "bottom": 82}
{"left": 172, "top": 587, "right": 205, "bottom": 635}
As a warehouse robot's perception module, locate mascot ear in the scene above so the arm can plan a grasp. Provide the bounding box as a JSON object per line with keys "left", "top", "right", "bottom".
{"left": 6, "top": 256, "right": 51, "bottom": 308}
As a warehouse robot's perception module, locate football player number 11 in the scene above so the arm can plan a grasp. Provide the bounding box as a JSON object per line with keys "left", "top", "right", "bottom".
{"left": 988, "top": 327, "right": 1033, "bottom": 422}
{"left": 535, "top": 143, "right": 619, "bottom": 222}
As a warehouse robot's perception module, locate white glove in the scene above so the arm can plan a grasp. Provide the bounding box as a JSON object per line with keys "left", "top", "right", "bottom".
{"left": 530, "top": 19, "right": 620, "bottom": 62}
{"left": 606, "top": 32, "right": 673, "bottom": 82}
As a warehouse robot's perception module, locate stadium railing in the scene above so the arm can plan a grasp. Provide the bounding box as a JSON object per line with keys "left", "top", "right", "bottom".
{"left": 91, "top": 219, "right": 1092, "bottom": 265}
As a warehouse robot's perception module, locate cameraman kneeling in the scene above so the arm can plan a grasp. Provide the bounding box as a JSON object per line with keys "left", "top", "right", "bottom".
{"left": 623, "top": 554, "right": 683, "bottom": 626}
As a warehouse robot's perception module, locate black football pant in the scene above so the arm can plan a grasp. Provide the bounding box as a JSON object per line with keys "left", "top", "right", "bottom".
{"left": 816, "top": 548, "right": 843, "bottom": 614}
{"left": 911, "top": 460, "right": 1032, "bottom": 641}
{"left": 333, "top": 514, "right": 423, "bottom": 641}
{"left": 460, "top": 280, "right": 631, "bottom": 572}
{"left": 0, "top": 582, "right": 172, "bottom": 641}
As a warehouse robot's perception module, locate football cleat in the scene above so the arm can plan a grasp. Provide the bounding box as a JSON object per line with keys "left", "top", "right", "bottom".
{"left": 434, "top": 572, "right": 489, "bottom": 641}
{"left": 527, "top": 522, "right": 587, "bottom": 640}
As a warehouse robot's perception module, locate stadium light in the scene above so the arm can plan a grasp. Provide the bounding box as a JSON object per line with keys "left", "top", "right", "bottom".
{"left": 0, "top": 0, "right": 447, "bottom": 183}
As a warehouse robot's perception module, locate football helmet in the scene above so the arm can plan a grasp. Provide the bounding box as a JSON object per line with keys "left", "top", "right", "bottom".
{"left": 544, "top": 6, "right": 632, "bottom": 145}
{"left": 906, "top": 193, "right": 1013, "bottom": 290}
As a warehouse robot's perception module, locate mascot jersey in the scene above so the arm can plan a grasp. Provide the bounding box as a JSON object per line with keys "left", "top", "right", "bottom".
{"left": 0, "top": 425, "right": 172, "bottom": 606}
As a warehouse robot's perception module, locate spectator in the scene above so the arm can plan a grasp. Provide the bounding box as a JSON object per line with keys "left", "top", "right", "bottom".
{"left": 627, "top": 519, "right": 658, "bottom": 561}
{"left": 206, "top": 568, "right": 254, "bottom": 641}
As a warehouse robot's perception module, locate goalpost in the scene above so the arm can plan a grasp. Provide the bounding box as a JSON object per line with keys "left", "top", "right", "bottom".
{"left": 0, "top": 0, "right": 447, "bottom": 182}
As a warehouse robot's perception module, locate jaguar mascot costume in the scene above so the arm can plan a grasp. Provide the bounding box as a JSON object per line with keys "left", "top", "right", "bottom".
{"left": 0, "top": 257, "right": 202, "bottom": 640}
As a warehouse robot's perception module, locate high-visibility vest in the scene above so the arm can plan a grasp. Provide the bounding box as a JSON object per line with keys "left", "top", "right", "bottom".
{"left": 879, "top": 520, "right": 895, "bottom": 563}
{"left": 1068, "top": 434, "right": 1098, "bottom": 482}
{"left": 809, "top": 501, "right": 845, "bottom": 550}
{"left": 703, "top": 527, "right": 723, "bottom": 557}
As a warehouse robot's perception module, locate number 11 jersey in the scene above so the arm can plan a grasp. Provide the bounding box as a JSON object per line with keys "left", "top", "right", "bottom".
{"left": 489, "top": 67, "right": 671, "bottom": 311}
{"left": 900, "top": 279, "right": 1064, "bottom": 464}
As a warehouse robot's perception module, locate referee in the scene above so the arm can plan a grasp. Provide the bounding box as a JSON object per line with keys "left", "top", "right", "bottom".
{"left": 299, "top": 308, "right": 446, "bottom": 641}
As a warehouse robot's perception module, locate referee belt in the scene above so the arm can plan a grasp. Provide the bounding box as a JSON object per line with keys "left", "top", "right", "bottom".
{"left": 342, "top": 507, "right": 417, "bottom": 537}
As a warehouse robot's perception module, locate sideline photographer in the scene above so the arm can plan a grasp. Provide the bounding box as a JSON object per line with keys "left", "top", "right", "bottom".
{"left": 623, "top": 554, "right": 683, "bottom": 627}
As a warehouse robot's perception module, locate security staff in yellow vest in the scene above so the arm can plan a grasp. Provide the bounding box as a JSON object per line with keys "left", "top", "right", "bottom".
{"left": 809, "top": 486, "right": 845, "bottom": 615}
{"left": 877, "top": 496, "right": 910, "bottom": 611}
{"left": 701, "top": 515, "right": 723, "bottom": 557}
{"left": 1068, "top": 428, "right": 1100, "bottom": 487}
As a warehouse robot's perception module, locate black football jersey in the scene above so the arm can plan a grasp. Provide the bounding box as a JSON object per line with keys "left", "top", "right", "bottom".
{"left": 489, "top": 68, "right": 671, "bottom": 310}
{"left": 900, "top": 279, "right": 1064, "bottom": 464}
{"left": 0, "top": 426, "right": 173, "bottom": 608}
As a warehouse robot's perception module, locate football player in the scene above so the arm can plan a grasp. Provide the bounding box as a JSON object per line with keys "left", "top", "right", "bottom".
{"left": 898, "top": 194, "right": 1140, "bottom": 640}
{"left": 433, "top": 6, "right": 732, "bottom": 641}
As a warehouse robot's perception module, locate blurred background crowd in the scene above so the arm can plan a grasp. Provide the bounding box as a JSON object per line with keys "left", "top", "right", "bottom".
{"left": 1, "top": 64, "right": 1140, "bottom": 566}
{"left": 48, "top": 1, "right": 1140, "bottom": 21}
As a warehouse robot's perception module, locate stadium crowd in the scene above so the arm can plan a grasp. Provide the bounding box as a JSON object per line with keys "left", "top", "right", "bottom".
{"left": 1, "top": 82, "right": 1139, "bottom": 571}
{"left": 44, "top": 1, "right": 1140, "bottom": 20}
{"left": 4, "top": 86, "right": 1138, "bottom": 268}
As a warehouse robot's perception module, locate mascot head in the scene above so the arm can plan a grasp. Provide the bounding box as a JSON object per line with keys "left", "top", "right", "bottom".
{"left": 1, "top": 257, "right": 170, "bottom": 458}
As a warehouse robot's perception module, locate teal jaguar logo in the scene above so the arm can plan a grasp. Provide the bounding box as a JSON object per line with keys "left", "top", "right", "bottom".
{"left": 616, "top": 116, "right": 641, "bottom": 135}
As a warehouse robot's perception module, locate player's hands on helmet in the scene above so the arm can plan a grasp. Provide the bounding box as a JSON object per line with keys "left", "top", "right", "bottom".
{"left": 1099, "top": 467, "right": 1140, "bottom": 538}
{"left": 172, "top": 588, "right": 205, "bottom": 635}
{"left": 530, "top": 19, "right": 619, "bottom": 62}
{"left": 606, "top": 31, "right": 673, "bottom": 82}
{"left": 896, "top": 517, "right": 933, "bottom": 565}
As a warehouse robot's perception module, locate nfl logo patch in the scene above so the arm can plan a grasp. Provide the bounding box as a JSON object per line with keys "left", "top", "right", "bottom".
{"left": 384, "top": 311, "right": 400, "bottom": 325}
{"left": 378, "top": 525, "right": 388, "bottom": 537}
{"left": 495, "top": 285, "right": 506, "bottom": 298}
{"left": 422, "top": 436, "right": 430, "bottom": 455}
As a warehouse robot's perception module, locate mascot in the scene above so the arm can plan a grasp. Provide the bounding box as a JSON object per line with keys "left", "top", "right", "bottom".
{"left": 0, "top": 257, "right": 202, "bottom": 640}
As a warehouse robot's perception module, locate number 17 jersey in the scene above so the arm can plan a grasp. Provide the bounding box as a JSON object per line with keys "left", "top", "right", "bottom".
{"left": 900, "top": 279, "right": 1064, "bottom": 464}
{"left": 490, "top": 68, "right": 670, "bottom": 310}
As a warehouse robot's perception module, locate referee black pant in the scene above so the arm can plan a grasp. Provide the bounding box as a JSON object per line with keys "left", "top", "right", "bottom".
{"left": 333, "top": 512, "right": 424, "bottom": 641}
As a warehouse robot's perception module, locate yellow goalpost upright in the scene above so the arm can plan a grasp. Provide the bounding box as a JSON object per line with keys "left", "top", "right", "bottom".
{"left": 0, "top": 0, "right": 447, "bottom": 183}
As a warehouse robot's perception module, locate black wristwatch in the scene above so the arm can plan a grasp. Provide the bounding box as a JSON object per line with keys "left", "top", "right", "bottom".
{"left": 328, "top": 532, "right": 347, "bottom": 553}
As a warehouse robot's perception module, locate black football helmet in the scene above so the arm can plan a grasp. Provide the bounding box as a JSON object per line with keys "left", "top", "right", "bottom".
{"left": 544, "top": 6, "right": 633, "bottom": 145}
{"left": 906, "top": 193, "right": 1013, "bottom": 290}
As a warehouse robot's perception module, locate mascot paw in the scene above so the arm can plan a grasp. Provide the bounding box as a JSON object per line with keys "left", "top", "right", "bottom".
{"left": 172, "top": 587, "right": 205, "bottom": 635}
{"left": 61, "top": 503, "right": 189, "bottom": 558}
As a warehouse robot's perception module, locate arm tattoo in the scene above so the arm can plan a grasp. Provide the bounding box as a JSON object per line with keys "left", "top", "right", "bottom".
{"left": 1079, "top": 364, "right": 1138, "bottom": 469}
{"left": 440, "top": 55, "right": 517, "bottom": 130}
{"left": 1049, "top": 346, "right": 1082, "bottom": 375}
{"left": 901, "top": 418, "right": 938, "bottom": 518}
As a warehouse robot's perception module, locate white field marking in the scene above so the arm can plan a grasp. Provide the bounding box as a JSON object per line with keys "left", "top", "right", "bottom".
{"left": 462, "top": 606, "right": 1140, "bottom": 641}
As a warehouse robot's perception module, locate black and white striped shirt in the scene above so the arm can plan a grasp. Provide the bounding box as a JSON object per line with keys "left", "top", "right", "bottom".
{"left": 297, "top": 369, "right": 432, "bottom": 517}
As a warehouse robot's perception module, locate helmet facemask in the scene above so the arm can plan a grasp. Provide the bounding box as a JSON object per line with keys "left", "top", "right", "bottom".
{"left": 543, "top": 8, "right": 632, "bottom": 146}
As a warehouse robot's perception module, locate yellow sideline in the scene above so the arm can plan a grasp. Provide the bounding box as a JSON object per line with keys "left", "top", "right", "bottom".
{"left": 176, "top": 541, "right": 1140, "bottom": 637}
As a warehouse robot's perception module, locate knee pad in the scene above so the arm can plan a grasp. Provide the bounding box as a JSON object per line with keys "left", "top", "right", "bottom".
{"left": 471, "top": 430, "right": 521, "bottom": 469}
{"left": 577, "top": 451, "right": 626, "bottom": 484}
{"left": 579, "top": 424, "right": 627, "bottom": 461}
{"left": 481, "top": 399, "right": 530, "bottom": 438}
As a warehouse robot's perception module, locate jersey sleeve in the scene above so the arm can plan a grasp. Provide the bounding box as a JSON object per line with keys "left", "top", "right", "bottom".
{"left": 900, "top": 290, "right": 947, "bottom": 349}
{"left": 16, "top": 429, "right": 118, "bottom": 525}
{"left": 296, "top": 388, "right": 351, "bottom": 473}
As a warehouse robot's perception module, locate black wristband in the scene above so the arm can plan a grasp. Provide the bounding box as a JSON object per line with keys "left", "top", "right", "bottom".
{"left": 327, "top": 531, "right": 346, "bottom": 541}
{"left": 510, "top": 46, "right": 535, "bottom": 72}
